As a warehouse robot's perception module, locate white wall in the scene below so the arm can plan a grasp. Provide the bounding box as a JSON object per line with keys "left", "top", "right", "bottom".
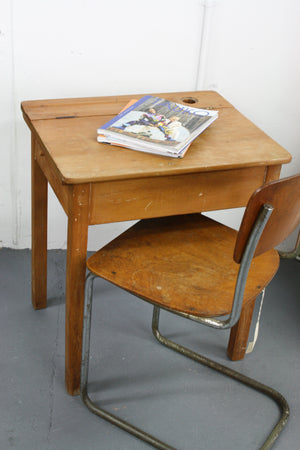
{"left": 1, "top": 0, "right": 300, "bottom": 251}
{"left": 0, "top": 1, "right": 15, "bottom": 246}
{"left": 204, "top": 0, "right": 300, "bottom": 248}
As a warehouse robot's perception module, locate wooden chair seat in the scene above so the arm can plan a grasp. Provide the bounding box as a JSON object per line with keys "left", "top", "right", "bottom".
{"left": 87, "top": 214, "right": 279, "bottom": 319}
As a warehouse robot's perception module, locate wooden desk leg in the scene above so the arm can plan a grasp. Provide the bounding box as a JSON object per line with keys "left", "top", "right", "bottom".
{"left": 227, "top": 299, "right": 256, "bottom": 361}
{"left": 65, "top": 184, "right": 90, "bottom": 395}
{"left": 31, "top": 136, "right": 48, "bottom": 309}
{"left": 227, "top": 165, "right": 282, "bottom": 361}
{"left": 265, "top": 164, "right": 281, "bottom": 183}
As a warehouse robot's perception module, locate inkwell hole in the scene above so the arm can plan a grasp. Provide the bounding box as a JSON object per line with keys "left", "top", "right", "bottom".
{"left": 181, "top": 97, "right": 198, "bottom": 104}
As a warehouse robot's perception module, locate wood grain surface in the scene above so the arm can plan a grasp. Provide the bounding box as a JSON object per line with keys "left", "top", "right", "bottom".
{"left": 22, "top": 91, "right": 291, "bottom": 184}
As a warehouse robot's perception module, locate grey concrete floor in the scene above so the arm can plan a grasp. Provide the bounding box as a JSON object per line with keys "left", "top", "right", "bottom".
{"left": 0, "top": 248, "right": 299, "bottom": 450}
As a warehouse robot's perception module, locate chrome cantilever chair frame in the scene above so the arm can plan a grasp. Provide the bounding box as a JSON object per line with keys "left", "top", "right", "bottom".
{"left": 80, "top": 204, "right": 289, "bottom": 450}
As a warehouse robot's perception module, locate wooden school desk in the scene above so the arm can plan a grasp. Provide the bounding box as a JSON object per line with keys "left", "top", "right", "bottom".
{"left": 21, "top": 91, "right": 291, "bottom": 395}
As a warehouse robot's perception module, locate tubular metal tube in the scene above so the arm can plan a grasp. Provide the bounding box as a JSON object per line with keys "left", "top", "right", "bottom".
{"left": 152, "top": 306, "right": 289, "bottom": 450}
{"left": 80, "top": 274, "right": 176, "bottom": 450}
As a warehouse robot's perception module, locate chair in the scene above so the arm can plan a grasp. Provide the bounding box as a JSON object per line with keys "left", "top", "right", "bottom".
{"left": 80, "top": 174, "right": 300, "bottom": 449}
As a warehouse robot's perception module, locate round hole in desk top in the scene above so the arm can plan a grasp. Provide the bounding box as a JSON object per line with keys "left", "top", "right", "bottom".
{"left": 181, "top": 97, "right": 199, "bottom": 104}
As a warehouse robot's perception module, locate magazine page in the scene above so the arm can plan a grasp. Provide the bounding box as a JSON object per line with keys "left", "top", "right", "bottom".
{"left": 97, "top": 135, "right": 190, "bottom": 158}
{"left": 97, "top": 95, "right": 218, "bottom": 155}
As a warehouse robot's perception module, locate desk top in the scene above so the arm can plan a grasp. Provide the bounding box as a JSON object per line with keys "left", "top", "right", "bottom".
{"left": 21, "top": 91, "right": 291, "bottom": 184}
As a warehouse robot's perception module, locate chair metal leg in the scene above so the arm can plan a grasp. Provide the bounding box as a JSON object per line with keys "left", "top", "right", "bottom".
{"left": 80, "top": 273, "right": 176, "bottom": 450}
{"left": 151, "top": 306, "right": 289, "bottom": 450}
{"left": 80, "top": 273, "right": 289, "bottom": 450}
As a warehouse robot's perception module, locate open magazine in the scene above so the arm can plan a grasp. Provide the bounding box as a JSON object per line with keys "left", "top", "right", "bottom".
{"left": 97, "top": 95, "right": 218, "bottom": 158}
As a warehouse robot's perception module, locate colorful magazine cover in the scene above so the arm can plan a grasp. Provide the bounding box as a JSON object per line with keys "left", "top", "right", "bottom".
{"left": 97, "top": 95, "right": 218, "bottom": 158}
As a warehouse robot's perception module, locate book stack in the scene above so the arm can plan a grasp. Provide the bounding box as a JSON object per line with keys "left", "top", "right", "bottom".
{"left": 97, "top": 95, "right": 218, "bottom": 158}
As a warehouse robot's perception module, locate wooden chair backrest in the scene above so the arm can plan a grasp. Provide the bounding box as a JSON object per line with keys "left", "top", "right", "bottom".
{"left": 234, "top": 174, "right": 300, "bottom": 263}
